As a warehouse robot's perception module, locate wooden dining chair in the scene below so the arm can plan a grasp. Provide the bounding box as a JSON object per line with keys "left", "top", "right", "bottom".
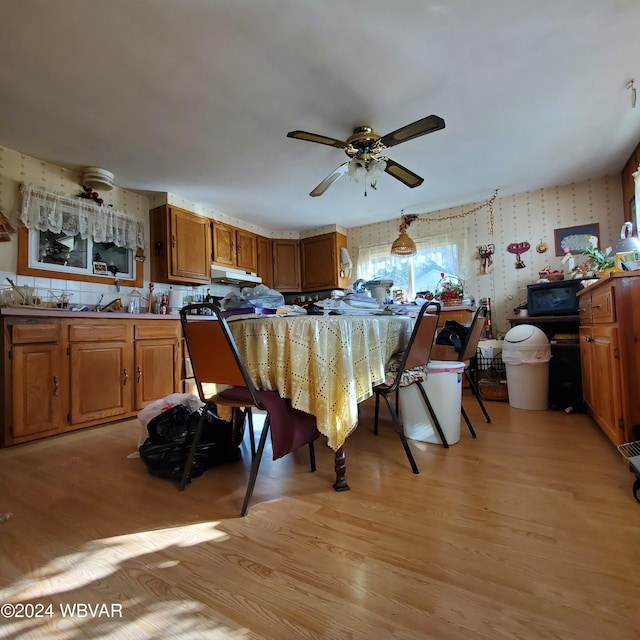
{"left": 457, "top": 305, "right": 491, "bottom": 436}
{"left": 373, "top": 301, "right": 444, "bottom": 473}
{"left": 179, "top": 303, "right": 319, "bottom": 516}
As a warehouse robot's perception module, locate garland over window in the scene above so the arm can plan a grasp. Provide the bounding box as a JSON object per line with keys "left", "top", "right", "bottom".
{"left": 20, "top": 183, "right": 145, "bottom": 250}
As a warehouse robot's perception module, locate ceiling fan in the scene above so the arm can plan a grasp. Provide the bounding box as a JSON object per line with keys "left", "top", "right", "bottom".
{"left": 287, "top": 114, "right": 445, "bottom": 197}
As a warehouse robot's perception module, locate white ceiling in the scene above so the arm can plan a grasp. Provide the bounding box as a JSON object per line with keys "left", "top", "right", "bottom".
{"left": 1, "top": 0, "right": 640, "bottom": 232}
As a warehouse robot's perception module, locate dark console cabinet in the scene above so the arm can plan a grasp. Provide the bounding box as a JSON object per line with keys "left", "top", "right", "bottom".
{"left": 508, "top": 315, "right": 583, "bottom": 412}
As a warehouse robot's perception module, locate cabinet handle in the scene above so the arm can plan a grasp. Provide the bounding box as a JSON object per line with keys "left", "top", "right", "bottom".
{"left": 171, "top": 235, "right": 176, "bottom": 248}
{"left": 53, "top": 375, "right": 59, "bottom": 396}
{"left": 137, "top": 366, "right": 142, "bottom": 383}
{"left": 584, "top": 336, "right": 593, "bottom": 342}
{"left": 123, "top": 368, "right": 129, "bottom": 385}
{"left": 592, "top": 304, "right": 601, "bottom": 309}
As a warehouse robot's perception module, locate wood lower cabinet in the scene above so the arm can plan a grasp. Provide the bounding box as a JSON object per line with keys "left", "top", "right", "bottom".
{"left": 301, "top": 232, "right": 349, "bottom": 292}
{"left": 1, "top": 312, "right": 182, "bottom": 446}
{"left": 133, "top": 321, "right": 181, "bottom": 410}
{"left": 7, "top": 322, "right": 65, "bottom": 444}
{"left": 272, "top": 239, "right": 301, "bottom": 291}
{"left": 150, "top": 204, "right": 212, "bottom": 285}
{"left": 578, "top": 273, "right": 640, "bottom": 446}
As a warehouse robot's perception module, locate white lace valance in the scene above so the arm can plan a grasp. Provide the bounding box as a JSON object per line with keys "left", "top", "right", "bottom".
{"left": 20, "top": 183, "right": 145, "bottom": 250}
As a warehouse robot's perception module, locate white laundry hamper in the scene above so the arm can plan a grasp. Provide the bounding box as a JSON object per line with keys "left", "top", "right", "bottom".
{"left": 399, "top": 360, "right": 465, "bottom": 445}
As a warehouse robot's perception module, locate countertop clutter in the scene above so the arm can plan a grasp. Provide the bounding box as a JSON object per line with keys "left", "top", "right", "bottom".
{"left": 0, "top": 307, "right": 179, "bottom": 319}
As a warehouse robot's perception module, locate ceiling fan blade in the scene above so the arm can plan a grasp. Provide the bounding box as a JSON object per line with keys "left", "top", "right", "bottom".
{"left": 379, "top": 115, "right": 445, "bottom": 149}
{"left": 383, "top": 159, "right": 424, "bottom": 188}
{"left": 309, "top": 163, "right": 349, "bottom": 197}
{"left": 287, "top": 130, "right": 348, "bottom": 149}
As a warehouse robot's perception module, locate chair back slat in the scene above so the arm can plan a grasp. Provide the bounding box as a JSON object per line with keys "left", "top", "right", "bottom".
{"left": 180, "top": 303, "right": 259, "bottom": 399}
{"left": 458, "top": 306, "right": 488, "bottom": 363}
{"left": 393, "top": 301, "right": 441, "bottom": 378}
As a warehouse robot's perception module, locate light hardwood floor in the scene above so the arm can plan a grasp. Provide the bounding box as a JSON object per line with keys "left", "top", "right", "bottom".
{"left": 0, "top": 396, "right": 639, "bottom": 639}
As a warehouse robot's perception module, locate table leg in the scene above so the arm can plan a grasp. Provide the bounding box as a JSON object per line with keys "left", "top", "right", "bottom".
{"left": 332, "top": 446, "right": 350, "bottom": 492}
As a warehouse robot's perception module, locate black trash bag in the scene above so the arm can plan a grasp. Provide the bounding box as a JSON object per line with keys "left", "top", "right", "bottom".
{"left": 139, "top": 405, "right": 241, "bottom": 482}
{"left": 435, "top": 320, "right": 469, "bottom": 353}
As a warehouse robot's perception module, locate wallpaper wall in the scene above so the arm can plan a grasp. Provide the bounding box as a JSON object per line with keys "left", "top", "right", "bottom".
{"left": 0, "top": 142, "right": 625, "bottom": 329}
{"left": 347, "top": 176, "right": 624, "bottom": 337}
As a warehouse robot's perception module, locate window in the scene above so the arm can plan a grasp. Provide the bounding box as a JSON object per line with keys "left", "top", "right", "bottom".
{"left": 32, "top": 230, "right": 134, "bottom": 279}
{"left": 356, "top": 229, "right": 469, "bottom": 299}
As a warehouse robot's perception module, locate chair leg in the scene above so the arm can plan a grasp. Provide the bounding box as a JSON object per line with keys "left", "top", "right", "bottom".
{"left": 415, "top": 382, "right": 450, "bottom": 449}
{"left": 373, "top": 392, "right": 381, "bottom": 435}
{"left": 308, "top": 441, "right": 316, "bottom": 472}
{"left": 461, "top": 405, "right": 477, "bottom": 438}
{"left": 246, "top": 408, "right": 256, "bottom": 458}
{"left": 178, "top": 401, "right": 211, "bottom": 491}
{"left": 241, "top": 416, "right": 270, "bottom": 517}
{"left": 465, "top": 369, "right": 491, "bottom": 424}
{"left": 380, "top": 393, "right": 419, "bottom": 474}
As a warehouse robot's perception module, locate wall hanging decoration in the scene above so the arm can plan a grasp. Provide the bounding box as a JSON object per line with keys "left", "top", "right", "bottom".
{"left": 390, "top": 190, "right": 498, "bottom": 256}
{"left": 507, "top": 241, "right": 530, "bottom": 269}
{"left": 553, "top": 223, "right": 600, "bottom": 256}
{"left": 536, "top": 239, "right": 548, "bottom": 253}
{"left": 0, "top": 208, "right": 16, "bottom": 242}
{"left": 478, "top": 244, "right": 495, "bottom": 274}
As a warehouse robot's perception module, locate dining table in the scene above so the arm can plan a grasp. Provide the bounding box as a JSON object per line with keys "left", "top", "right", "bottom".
{"left": 227, "top": 313, "right": 413, "bottom": 490}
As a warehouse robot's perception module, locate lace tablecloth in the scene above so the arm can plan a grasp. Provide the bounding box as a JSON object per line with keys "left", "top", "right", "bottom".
{"left": 228, "top": 315, "right": 412, "bottom": 450}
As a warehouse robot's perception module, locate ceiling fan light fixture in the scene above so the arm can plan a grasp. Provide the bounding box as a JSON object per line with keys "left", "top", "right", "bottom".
{"left": 390, "top": 229, "right": 417, "bottom": 256}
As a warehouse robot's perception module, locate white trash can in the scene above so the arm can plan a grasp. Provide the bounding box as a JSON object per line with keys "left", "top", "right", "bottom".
{"left": 502, "top": 325, "right": 551, "bottom": 410}
{"left": 399, "top": 361, "right": 465, "bottom": 445}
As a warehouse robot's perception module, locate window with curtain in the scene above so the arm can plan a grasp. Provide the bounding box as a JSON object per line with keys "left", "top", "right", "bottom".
{"left": 356, "top": 229, "right": 470, "bottom": 299}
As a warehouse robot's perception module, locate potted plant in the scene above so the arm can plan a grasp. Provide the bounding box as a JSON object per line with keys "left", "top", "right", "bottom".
{"left": 582, "top": 246, "right": 615, "bottom": 276}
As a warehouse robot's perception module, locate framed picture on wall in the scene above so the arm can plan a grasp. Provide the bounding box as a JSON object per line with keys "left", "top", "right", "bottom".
{"left": 554, "top": 223, "right": 600, "bottom": 256}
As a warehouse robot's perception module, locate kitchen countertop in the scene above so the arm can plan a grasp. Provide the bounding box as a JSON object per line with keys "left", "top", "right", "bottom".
{"left": 0, "top": 307, "right": 180, "bottom": 319}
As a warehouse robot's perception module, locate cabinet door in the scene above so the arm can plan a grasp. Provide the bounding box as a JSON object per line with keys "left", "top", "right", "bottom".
{"left": 272, "top": 239, "right": 301, "bottom": 291}
{"left": 301, "top": 232, "right": 348, "bottom": 291}
{"left": 212, "top": 221, "right": 236, "bottom": 266}
{"left": 591, "top": 325, "right": 623, "bottom": 445}
{"left": 69, "top": 341, "right": 133, "bottom": 424}
{"left": 257, "top": 236, "right": 273, "bottom": 289}
{"left": 236, "top": 229, "right": 258, "bottom": 272}
{"left": 170, "top": 207, "right": 212, "bottom": 283}
{"left": 11, "top": 343, "right": 63, "bottom": 442}
{"left": 579, "top": 326, "right": 594, "bottom": 413}
{"left": 134, "top": 339, "right": 180, "bottom": 410}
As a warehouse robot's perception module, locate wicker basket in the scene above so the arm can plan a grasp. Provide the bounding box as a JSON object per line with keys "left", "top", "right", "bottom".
{"left": 435, "top": 275, "right": 464, "bottom": 306}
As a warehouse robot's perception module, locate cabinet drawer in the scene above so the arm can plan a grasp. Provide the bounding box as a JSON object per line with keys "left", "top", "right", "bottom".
{"left": 11, "top": 323, "right": 60, "bottom": 344}
{"left": 69, "top": 323, "right": 130, "bottom": 342}
{"left": 578, "top": 294, "right": 592, "bottom": 324}
{"left": 591, "top": 288, "right": 615, "bottom": 323}
{"left": 134, "top": 321, "right": 180, "bottom": 340}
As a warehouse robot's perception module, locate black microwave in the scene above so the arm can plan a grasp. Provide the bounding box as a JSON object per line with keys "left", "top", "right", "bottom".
{"left": 526, "top": 279, "right": 583, "bottom": 317}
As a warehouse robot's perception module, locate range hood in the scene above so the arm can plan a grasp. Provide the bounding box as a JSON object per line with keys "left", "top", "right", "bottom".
{"left": 210, "top": 265, "right": 262, "bottom": 285}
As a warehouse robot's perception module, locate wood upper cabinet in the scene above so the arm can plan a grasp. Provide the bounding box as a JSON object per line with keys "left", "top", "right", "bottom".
{"left": 150, "top": 205, "right": 212, "bottom": 285}
{"left": 578, "top": 274, "right": 640, "bottom": 446}
{"left": 301, "top": 232, "right": 349, "bottom": 292}
{"left": 272, "top": 239, "right": 301, "bottom": 292}
{"left": 621, "top": 139, "right": 639, "bottom": 225}
{"left": 5, "top": 321, "right": 65, "bottom": 444}
{"left": 212, "top": 221, "right": 258, "bottom": 272}
{"left": 256, "top": 235, "right": 273, "bottom": 289}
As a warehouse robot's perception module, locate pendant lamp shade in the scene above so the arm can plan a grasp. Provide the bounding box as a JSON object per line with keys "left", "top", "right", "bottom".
{"left": 390, "top": 229, "right": 417, "bottom": 256}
